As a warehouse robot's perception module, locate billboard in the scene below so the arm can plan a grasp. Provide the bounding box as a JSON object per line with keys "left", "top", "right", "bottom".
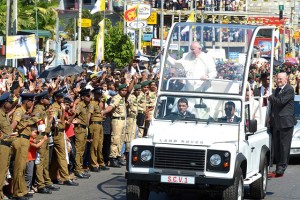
{"left": 6, "top": 35, "right": 37, "bottom": 59}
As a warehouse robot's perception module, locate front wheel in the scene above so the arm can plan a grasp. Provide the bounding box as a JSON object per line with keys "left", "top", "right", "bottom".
{"left": 222, "top": 167, "right": 244, "bottom": 200}
{"left": 126, "top": 180, "right": 150, "bottom": 200}
{"left": 249, "top": 157, "right": 268, "bottom": 199}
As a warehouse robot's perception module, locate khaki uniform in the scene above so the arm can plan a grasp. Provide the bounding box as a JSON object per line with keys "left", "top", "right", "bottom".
{"left": 74, "top": 101, "right": 89, "bottom": 174}
{"left": 88, "top": 100, "right": 105, "bottom": 168}
{"left": 137, "top": 93, "right": 146, "bottom": 138}
{"left": 144, "top": 91, "right": 156, "bottom": 136}
{"left": 32, "top": 104, "right": 52, "bottom": 189}
{"left": 50, "top": 102, "right": 70, "bottom": 182}
{"left": 125, "top": 94, "right": 138, "bottom": 152}
{"left": 0, "top": 110, "right": 14, "bottom": 200}
{"left": 289, "top": 73, "right": 297, "bottom": 91}
{"left": 109, "top": 94, "right": 126, "bottom": 158}
{"left": 12, "top": 106, "right": 32, "bottom": 198}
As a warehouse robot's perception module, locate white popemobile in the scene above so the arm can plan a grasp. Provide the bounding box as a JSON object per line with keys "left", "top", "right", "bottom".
{"left": 126, "top": 23, "right": 278, "bottom": 200}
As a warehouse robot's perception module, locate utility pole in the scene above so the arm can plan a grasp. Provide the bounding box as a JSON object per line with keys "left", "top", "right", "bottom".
{"left": 12, "top": 0, "right": 17, "bottom": 68}
{"left": 5, "top": 0, "right": 12, "bottom": 66}
{"left": 77, "top": 0, "right": 82, "bottom": 65}
{"left": 291, "top": 0, "right": 295, "bottom": 57}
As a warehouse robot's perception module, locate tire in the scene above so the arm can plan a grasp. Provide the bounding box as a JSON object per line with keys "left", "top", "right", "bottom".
{"left": 249, "top": 157, "right": 268, "bottom": 199}
{"left": 126, "top": 180, "right": 149, "bottom": 200}
{"left": 222, "top": 167, "right": 244, "bottom": 200}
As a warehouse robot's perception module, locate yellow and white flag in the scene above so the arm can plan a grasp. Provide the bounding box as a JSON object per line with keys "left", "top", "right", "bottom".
{"left": 181, "top": 11, "right": 196, "bottom": 35}
{"left": 187, "top": 11, "right": 196, "bottom": 22}
{"left": 95, "top": 19, "right": 105, "bottom": 64}
{"left": 90, "top": 0, "right": 105, "bottom": 14}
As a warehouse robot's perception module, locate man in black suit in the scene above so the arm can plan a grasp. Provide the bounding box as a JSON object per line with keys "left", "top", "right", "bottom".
{"left": 218, "top": 101, "right": 241, "bottom": 123}
{"left": 164, "top": 67, "right": 185, "bottom": 115}
{"left": 268, "top": 72, "right": 296, "bottom": 177}
{"left": 165, "top": 98, "right": 196, "bottom": 120}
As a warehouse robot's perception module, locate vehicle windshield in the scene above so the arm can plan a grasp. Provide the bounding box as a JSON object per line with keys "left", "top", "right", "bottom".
{"left": 154, "top": 95, "right": 241, "bottom": 123}
{"left": 161, "top": 23, "right": 257, "bottom": 95}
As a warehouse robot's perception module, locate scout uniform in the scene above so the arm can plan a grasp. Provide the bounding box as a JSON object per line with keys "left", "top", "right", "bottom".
{"left": 125, "top": 85, "right": 139, "bottom": 153}
{"left": 89, "top": 87, "right": 107, "bottom": 172}
{"left": 74, "top": 89, "right": 90, "bottom": 177}
{"left": 12, "top": 93, "right": 36, "bottom": 199}
{"left": 109, "top": 84, "right": 127, "bottom": 166}
{"left": 50, "top": 89, "right": 78, "bottom": 186}
{"left": 32, "top": 91, "right": 59, "bottom": 193}
{"left": 289, "top": 68, "right": 297, "bottom": 91}
{"left": 144, "top": 83, "right": 156, "bottom": 136}
{"left": 0, "top": 93, "right": 14, "bottom": 200}
{"left": 137, "top": 82, "right": 148, "bottom": 138}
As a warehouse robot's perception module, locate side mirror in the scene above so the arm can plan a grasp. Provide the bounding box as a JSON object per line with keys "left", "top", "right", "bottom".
{"left": 249, "top": 119, "right": 257, "bottom": 133}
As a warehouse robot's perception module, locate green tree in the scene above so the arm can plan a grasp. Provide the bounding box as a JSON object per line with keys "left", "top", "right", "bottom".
{"left": 95, "top": 19, "right": 134, "bottom": 68}
{"left": 0, "top": 0, "right": 58, "bottom": 39}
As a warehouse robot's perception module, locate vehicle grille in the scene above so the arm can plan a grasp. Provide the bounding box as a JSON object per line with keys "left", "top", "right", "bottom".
{"left": 154, "top": 147, "right": 206, "bottom": 171}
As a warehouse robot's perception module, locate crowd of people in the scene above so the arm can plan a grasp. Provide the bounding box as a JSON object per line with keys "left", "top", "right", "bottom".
{"left": 155, "top": 0, "right": 245, "bottom": 12}
{"left": 0, "top": 57, "right": 159, "bottom": 200}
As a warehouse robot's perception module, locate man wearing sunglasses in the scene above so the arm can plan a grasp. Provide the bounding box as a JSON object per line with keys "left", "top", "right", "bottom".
{"left": 218, "top": 101, "right": 240, "bottom": 123}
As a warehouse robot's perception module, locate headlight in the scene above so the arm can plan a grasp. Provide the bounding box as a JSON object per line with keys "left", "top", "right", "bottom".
{"left": 131, "top": 145, "right": 154, "bottom": 168}
{"left": 207, "top": 150, "right": 231, "bottom": 173}
{"left": 141, "top": 150, "right": 152, "bottom": 162}
{"left": 293, "top": 130, "right": 300, "bottom": 141}
{"left": 210, "top": 154, "right": 221, "bottom": 166}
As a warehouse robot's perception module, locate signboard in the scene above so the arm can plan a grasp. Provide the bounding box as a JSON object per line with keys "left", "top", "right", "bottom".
{"left": 142, "top": 33, "right": 153, "bottom": 41}
{"left": 127, "top": 20, "right": 147, "bottom": 29}
{"left": 124, "top": 6, "right": 138, "bottom": 22}
{"left": 6, "top": 35, "right": 37, "bottom": 59}
{"left": 279, "top": 5, "right": 284, "bottom": 11}
{"left": 142, "top": 41, "right": 151, "bottom": 47}
{"left": 137, "top": 4, "right": 151, "bottom": 20}
{"left": 127, "top": 29, "right": 135, "bottom": 44}
{"left": 147, "top": 12, "right": 157, "bottom": 25}
{"left": 143, "top": 25, "right": 153, "bottom": 33}
{"left": 152, "top": 38, "right": 165, "bottom": 47}
{"left": 36, "top": 51, "right": 44, "bottom": 64}
{"left": 125, "top": 4, "right": 151, "bottom": 22}
{"left": 78, "top": 18, "right": 92, "bottom": 28}
{"left": 228, "top": 52, "right": 239, "bottom": 62}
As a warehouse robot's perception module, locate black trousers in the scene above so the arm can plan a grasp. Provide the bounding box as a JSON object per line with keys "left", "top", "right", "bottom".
{"left": 273, "top": 126, "right": 294, "bottom": 170}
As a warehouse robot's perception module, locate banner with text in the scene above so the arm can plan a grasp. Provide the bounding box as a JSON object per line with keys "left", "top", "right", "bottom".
{"left": 6, "top": 34, "right": 37, "bottom": 59}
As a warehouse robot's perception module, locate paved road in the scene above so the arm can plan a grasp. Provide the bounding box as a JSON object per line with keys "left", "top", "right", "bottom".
{"left": 32, "top": 158, "right": 300, "bottom": 200}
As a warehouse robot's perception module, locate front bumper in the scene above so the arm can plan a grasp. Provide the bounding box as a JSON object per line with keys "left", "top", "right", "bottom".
{"left": 125, "top": 172, "right": 234, "bottom": 186}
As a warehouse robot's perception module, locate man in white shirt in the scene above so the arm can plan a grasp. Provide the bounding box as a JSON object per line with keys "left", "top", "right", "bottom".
{"left": 167, "top": 42, "right": 217, "bottom": 91}
{"left": 30, "top": 61, "right": 39, "bottom": 78}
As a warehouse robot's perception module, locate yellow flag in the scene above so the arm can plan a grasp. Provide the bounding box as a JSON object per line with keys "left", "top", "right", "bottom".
{"left": 187, "top": 11, "right": 195, "bottom": 22}
{"left": 95, "top": 19, "right": 105, "bottom": 64}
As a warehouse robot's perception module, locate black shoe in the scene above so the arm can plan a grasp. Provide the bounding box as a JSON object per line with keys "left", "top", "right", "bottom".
{"left": 99, "top": 166, "right": 110, "bottom": 171}
{"left": 62, "top": 180, "right": 79, "bottom": 186}
{"left": 90, "top": 167, "right": 100, "bottom": 172}
{"left": 46, "top": 184, "right": 60, "bottom": 191}
{"left": 24, "top": 193, "right": 33, "bottom": 198}
{"left": 109, "top": 158, "right": 121, "bottom": 168}
{"left": 75, "top": 173, "right": 90, "bottom": 179}
{"left": 117, "top": 157, "right": 126, "bottom": 166}
{"left": 37, "top": 187, "right": 52, "bottom": 194}
{"left": 14, "top": 197, "right": 29, "bottom": 200}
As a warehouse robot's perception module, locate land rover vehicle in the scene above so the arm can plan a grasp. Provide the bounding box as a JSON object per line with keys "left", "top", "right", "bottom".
{"left": 290, "top": 95, "right": 300, "bottom": 157}
{"left": 126, "top": 23, "right": 277, "bottom": 199}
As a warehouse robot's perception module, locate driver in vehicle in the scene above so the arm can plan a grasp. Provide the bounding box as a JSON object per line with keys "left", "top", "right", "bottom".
{"left": 165, "top": 98, "right": 196, "bottom": 120}
{"left": 218, "top": 101, "right": 241, "bottom": 123}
